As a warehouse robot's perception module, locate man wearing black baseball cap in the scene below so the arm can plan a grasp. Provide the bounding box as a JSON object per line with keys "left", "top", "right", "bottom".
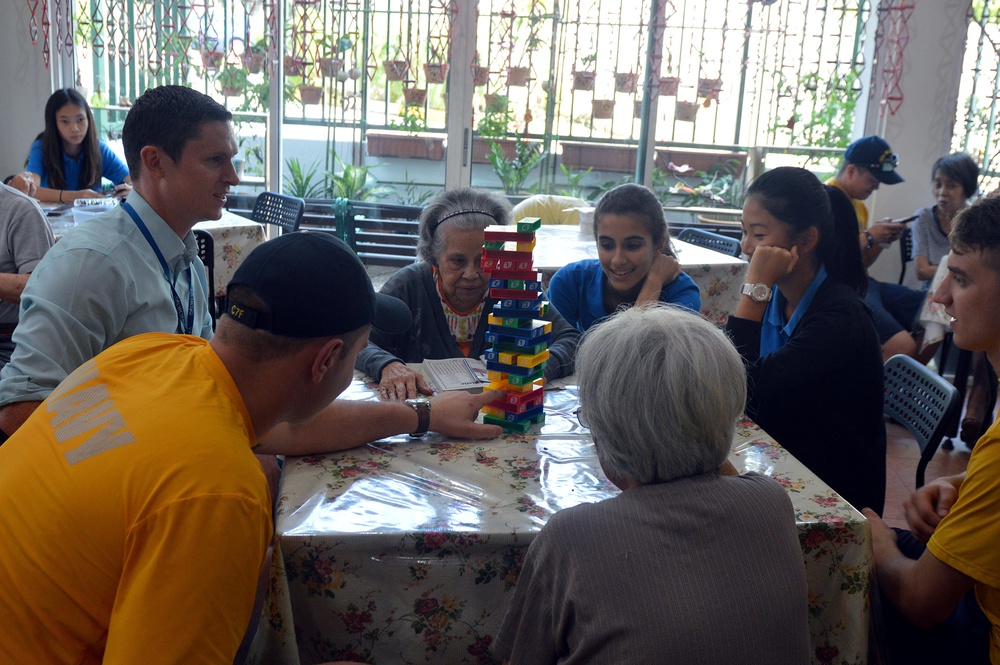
{"left": 0, "top": 231, "right": 501, "bottom": 662}
{"left": 828, "top": 135, "right": 927, "bottom": 361}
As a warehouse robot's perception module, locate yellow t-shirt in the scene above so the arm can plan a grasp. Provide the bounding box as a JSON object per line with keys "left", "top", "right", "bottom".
{"left": 0, "top": 333, "right": 272, "bottom": 664}
{"left": 826, "top": 176, "right": 870, "bottom": 231}
{"left": 928, "top": 417, "right": 1000, "bottom": 661}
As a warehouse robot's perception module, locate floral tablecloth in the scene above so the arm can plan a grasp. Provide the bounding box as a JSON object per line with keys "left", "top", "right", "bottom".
{"left": 249, "top": 379, "right": 872, "bottom": 665}
{"left": 532, "top": 225, "right": 748, "bottom": 327}
{"left": 194, "top": 212, "right": 266, "bottom": 296}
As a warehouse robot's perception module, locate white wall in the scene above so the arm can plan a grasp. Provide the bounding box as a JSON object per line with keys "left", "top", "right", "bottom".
{"left": 862, "top": 0, "right": 972, "bottom": 286}
{"left": 0, "top": 2, "right": 58, "bottom": 178}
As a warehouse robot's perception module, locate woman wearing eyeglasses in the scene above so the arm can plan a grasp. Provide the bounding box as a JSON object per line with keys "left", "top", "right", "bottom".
{"left": 355, "top": 188, "right": 580, "bottom": 401}
{"left": 495, "top": 304, "right": 810, "bottom": 664}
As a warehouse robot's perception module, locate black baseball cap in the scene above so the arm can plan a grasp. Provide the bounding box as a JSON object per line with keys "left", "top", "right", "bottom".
{"left": 225, "top": 231, "right": 411, "bottom": 337}
{"left": 844, "top": 136, "right": 904, "bottom": 185}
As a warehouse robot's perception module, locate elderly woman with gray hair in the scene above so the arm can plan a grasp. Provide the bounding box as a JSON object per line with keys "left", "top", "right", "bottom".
{"left": 494, "top": 304, "right": 810, "bottom": 664}
{"left": 355, "top": 188, "right": 580, "bottom": 400}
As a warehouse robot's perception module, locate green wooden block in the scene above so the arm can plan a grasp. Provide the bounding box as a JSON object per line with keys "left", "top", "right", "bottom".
{"left": 484, "top": 241, "right": 505, "bottom": 250}
{"left": 484, "top": 414, "right": 533, "bottom": 432}
{"left": 507, "top": 366, "right": 545, "bottom": 385}
{"left": 516, "top": 217, "right": 541, "bottom": 233}
{"left": 508, "top": 279, "right": 525, "bottom": 289}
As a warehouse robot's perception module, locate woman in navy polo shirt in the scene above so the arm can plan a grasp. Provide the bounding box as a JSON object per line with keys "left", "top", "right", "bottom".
{"left": 25, "top": 88, "right": 131, "bottom": 204}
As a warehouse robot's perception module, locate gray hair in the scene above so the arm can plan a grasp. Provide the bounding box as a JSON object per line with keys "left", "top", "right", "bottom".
{"left": 416, "top": 187, "right": 512, "bottom": 264}
{"left": 576, "top": 303, "right": 747, "bottom": 485}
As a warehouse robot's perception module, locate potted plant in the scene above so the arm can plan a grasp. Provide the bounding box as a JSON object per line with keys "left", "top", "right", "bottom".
{"left": 243, "top": 37, "right": 267, "bottom": 74}
{"left": 614, "top": 71, "right": 638, "bottom": 93}
{"left": 200, "top": 48, "right": 224, "bottom": 72}
{"left": 297, "top": 75, "right": 324, "bottom": 105}
{"left": 572, "top": 53, "right": 597, "bottom": 91}
{"left": 284, "top": 157, "right": 327, "bottom": 199}
{"left": 424, "top": 61, "right": 448, "bottom": 84}
{"left": 383, "top": 51, "right": 409, "bottom": 81}
{"left": 318, "top": 56, "right": 343, "bottom": 78}
{"left": 327, "top": 155, "right": 396, "bottom": 201}
{"left": 473, "top": 95, "right": 515, "bottom": 163}
{"left": 367, "top": 106, "right": 446, "bottom": 161}
{"left": 697, "top": 77, "right": 723, "bottom": 104}
{"left": 675, "top": 101, "right": 700, "bottom": 122}
{"left": 284, "top": 55, "right": 307, "bottom": 77}
{"left": 485, "top": 136, "right": 546, "bottom": 196}
{"left": 402, "top": 86, "right": 427, "bottom": 106}
{"left": 507, "top": 66, "right": 530, "bottom": 87}
{"left": 659, "top": 76, "right": 680, "bottom": 96}
{"left": 217, "top": 65, "right": 248, "bottom": 97}
{"left": 592, "top": 99, "right": 615, "bottom": 119}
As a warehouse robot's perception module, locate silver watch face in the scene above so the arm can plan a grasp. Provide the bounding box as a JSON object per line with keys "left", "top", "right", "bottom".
{"left": 751, "top": 284, "right": 770, "bottom": 302}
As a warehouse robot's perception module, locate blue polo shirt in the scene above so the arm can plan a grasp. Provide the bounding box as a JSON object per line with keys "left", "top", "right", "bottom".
{"left": 26, "top": 139, "right": 129, "bottom": 190}
{"left": 547, "top": 258, "right": 702, "bottom": 332}
{"left": 760, "top": 265, "right": 828, "bottom": 357}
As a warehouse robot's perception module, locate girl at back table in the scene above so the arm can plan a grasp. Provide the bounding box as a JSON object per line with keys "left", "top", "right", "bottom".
{"left": 725, "top": 167, "right": 886, "bottom": 514}
{"left": 546, "top": 183, "right": 701, "bottom": 332}
{"left": 25, "top": 88, "right": 131, "bottom": 204}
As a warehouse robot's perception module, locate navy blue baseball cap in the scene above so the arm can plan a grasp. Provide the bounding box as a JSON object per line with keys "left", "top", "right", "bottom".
{"left": 844, "top": 136, "right": 904, "bottom": 185}
{"left": 225, "top": 231, "right": 411, "bottom": 337}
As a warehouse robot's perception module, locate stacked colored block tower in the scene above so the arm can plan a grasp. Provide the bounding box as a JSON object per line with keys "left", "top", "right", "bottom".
{"left": 479, "top": 217, "right": 550, "bottom": 433}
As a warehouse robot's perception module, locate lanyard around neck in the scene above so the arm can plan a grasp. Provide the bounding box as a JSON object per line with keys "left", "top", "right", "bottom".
{"left": 121, "top": 201, "right": 195, "bottom": 335}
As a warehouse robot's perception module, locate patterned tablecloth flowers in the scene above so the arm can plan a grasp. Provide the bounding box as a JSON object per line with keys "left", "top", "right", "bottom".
{"left": 250, "top": 379, "right": 872, "bottom": 665}
{"left": 193, "top": 211, "right": 266, "bottom": 297}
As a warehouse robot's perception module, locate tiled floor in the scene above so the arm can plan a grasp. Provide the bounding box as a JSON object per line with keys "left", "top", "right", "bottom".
{"left": 882, "top": 406, "right": 995, "bottom": 529}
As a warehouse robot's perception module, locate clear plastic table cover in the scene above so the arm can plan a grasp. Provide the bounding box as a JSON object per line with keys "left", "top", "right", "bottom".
{"left": 251, "top": 376, "right": 873, "bottom": 665}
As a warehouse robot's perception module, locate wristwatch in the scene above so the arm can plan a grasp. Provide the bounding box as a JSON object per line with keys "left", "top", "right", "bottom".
{"left": 864, "top": 230, "right": 875, "bottom": 250}
{"left": 741, "top": 282, "right": 773, "bottom": 304}
{"left": 404, "top": 397, "right": 431, "bottom": 438}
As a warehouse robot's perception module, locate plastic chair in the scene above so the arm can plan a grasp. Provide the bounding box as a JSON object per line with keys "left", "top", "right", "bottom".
{"left": 251, "top": 191, "right": 304, "bottom": 233}
{"left": 676, "top": 227, "right": 742, "bottom": 258}
{"left": 192, "top": 228, "right": 216, "bottom": 329}
{"left": 883, "top": 354, "right": 962, "bottom": 488}
{"left": 898, "top": 226, "right": 914, "bottom": 284}
{"left": 512, "top": 194, "right": 588, "bottom": 225}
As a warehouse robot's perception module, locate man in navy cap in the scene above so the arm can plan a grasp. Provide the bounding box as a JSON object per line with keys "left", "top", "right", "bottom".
{"left": 0, "top": 232, "right": 425, "bottom": 663}
{"left": 828, "top": 135, "right": 927, "bottom": 361}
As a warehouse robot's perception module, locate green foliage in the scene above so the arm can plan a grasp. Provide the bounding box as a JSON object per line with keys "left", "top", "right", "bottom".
{"left": 486, "top": 139, "right": 546, "bottom": 195}
{"left": 477, "top": 96, "right": 514, "bottom": 138}
{"left": 558, "top": 163, "right": 597, "bottom": 201}
{"left": 389, "top": 105, "right": 427, "bottom": 135}
{"left": 398, "top": 171, "right": 438, "bottom": 206}
{"left": 284, "top": 158, "right": 326, "bottom": 199}
{"left": 775, "top": 70, "right": 859, "bottom": 150}
{"left": 327, "top": 155, "right": 396, "bottom": 201}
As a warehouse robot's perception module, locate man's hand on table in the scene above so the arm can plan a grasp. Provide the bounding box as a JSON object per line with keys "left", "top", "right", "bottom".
{"left": 430, "top": 389, "right": 504, "bottom": 439}
{"left": 379, "top": 361, "right": 433, "bottom": 400}
{"left": 903, "top": 474, "right": 964, "bottom": 543}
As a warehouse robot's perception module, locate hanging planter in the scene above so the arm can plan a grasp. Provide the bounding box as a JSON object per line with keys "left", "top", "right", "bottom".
{"left": 572, "top": 70, "right": 596, "bottom": 91}
{"left": 298, "top": 84, "right": 324, "bottom": 105}
{"left": 697, "top": 77, "right": 723, "bottom": 100}
{"left": 284, "top": 56, "right": 307, "bottom": 77}
{"left": 243, "top": 52, "right": 265, "bottom": 74}
{"left": 424, "top": 62, "right": 449, "bottom": 84}
{"left": 200, "top": 49, "right": 224, "bottom": 71}
{"left": 402, "top": 87, "right": 427, "bottom": 106}
{"left": 318, "top": 57, "right": 343, "bottom": 78}
{"left": 507, "top": 66, "right": 530, "bottom": 87}
{"left": 614, "top": 72, "right": 638, "bottom": 94}
{"left": 659, "top": 76, "right": 680, "bottom": 96}
{"left": 383, "top": 59, "right": 410, "bottom": 81}
{"left": 675, "top": 101, "right": 700, "bottom": 122}
{"left": 222, "top": 85, "right": 245, "bottom": 97}
{"left": 471, "top": 65, "right": 490, "bottom": 87}
{"left": 592, "top": 99, "right": 615, "bottom": 119}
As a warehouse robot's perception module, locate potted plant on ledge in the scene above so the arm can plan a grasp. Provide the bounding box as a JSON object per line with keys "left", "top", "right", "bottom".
{"left": 366, "top": 106, "right": 446, "bottom": 161}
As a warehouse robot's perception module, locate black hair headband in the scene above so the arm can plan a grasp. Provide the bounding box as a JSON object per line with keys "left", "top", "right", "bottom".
{"left": 435, "top": 209, "right": 500, "bottom": 226}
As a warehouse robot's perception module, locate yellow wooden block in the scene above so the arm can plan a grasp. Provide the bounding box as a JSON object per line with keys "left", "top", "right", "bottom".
{"left": 498, "top": 351, "right": 520, "bottom": 365}
{"left": 488, "top": 314, "right": 503, "bottom": 326}
{"left": 487, "top": 370, "right": 507, "bottom": 382}
{"left": 543, "top": 321, "right": 552, "bottom": 334}
{"left": 516, "top": 349, "right": 550, "bottom": 368}
{"left": 481, "top": 405, "right": 507, "bottom": 419}
{"left": 516, "top": 240, "right": 537, "bottom": 252}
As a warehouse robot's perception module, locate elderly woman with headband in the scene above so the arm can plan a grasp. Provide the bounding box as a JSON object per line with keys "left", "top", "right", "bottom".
{"left": 356, "top": 188, "right": 580, "bottom": 400}
{"left": 495, "top": 304, "right": 809, "bottom": 663}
